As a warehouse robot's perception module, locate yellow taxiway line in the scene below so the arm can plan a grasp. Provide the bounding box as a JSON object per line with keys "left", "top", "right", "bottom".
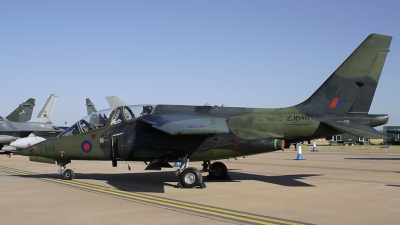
{"left": 0, "top": 166, "right": 310, "bottom": 225}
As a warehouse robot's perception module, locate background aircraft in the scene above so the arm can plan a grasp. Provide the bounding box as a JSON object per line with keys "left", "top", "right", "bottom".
{"left": 106, "top": 96, "right": 126, "bottom": 107}
{"left": 28, "top": 94, "right": 58, "bottom": 124}
{"left": 16, "top": 33, "right": 392, "bottom": 188}
{"left": 86, "top": 98, "right": 97, "bottom": 115}
{"left": 5, "top": 98, "right": 35, "bottom": 122}
{"left": 0, "top": 95, "right": 62, "bottom": 152}
{"left": 0, "top": 115, "right": 62, "bottom": 152}
{"left": 87, "top": 96, "right": 126, "bottom": 115}
{"left": 11, "top": 97, "right": 120, "bottom": 149}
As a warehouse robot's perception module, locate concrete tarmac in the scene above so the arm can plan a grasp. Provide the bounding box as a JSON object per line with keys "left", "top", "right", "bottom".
{"left": 1, "top": 148, "right": 400, "bottom": 224}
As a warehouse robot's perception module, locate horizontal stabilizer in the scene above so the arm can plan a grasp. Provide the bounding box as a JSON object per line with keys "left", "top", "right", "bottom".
{"left": 140, "top": 115, "right": 230, "bottom": 135}
{"left": 322, "top": 121, "right": 386, "bottom": 139}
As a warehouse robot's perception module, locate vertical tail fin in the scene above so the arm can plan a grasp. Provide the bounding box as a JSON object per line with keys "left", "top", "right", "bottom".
{"left": 297, "top": 34, "right": 392, "bottom": 114}
{"left": 29, "top": 94, "right": 58, "bottom": 123}
{"left": 106, "top": 96, "right": 126, "bottom": 107}
{"left": 86, "top": 98, "right": 97, "bottom": 115}
{"left": 6, "top": 98, "right": 36, "bottom": 122}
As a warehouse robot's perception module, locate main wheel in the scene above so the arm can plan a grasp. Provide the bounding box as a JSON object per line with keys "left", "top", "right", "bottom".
{"left": 63, "top": 169, "right": 75, "bottom": 180}
{"left": 209, "top": 162, "right": 228, "bottom": 180}
{"left": 179, "top": 167, "right": 202, "bottom": 188}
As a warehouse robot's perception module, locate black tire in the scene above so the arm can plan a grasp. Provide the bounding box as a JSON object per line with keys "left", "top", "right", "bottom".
{"left": 179, "top": 167, "right": 202, "bottom": 188}
{"left": 209, "top": 162, "right": 228, "bottom": 180}
{"left": 63, "top": 169, "right": 75, "bottom": 180}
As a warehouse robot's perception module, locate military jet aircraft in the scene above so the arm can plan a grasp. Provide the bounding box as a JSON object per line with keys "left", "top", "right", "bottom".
{"left": 6, "top": 94, "right": 57, "bottom": 124}
{"left": 0, "top": 98, "right": 35, "bottom": 147}
{"left": 87, "top": 96, "right": 126, "bottom": 114}
{"left": 7, "top": 94, "right": 60, "bottom": 150}
{"left": 86, "top": 98, "right": 97, "bottom": 115}
{"left": 10, "top": 97, "right": 121, "bottom": 149}
{"left": 28, "top": 94, "right": 58, "bottom": 124}
{"left": 106, "top": 96, "right": 127, "bottom": 107}
{"left": 0, "top": 95, "right": 62, "bottom": 152}
{"left": 16, "top": 34, "right": 392, "bottom": 188}
{"left": 6, "top": 98, "right": 35, "bottom": 122}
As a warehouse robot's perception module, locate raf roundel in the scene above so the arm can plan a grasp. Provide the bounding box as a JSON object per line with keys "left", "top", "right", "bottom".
{"left": 81, "top": 140, "right": 92, "bottom": 153}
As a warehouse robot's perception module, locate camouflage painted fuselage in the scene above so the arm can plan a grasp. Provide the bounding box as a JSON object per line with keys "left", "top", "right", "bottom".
{"left": 17, "top": 33, "right": 392, "bottom": 167}
{"left": 19, "top": 103, "right": 387, "bottom": 165}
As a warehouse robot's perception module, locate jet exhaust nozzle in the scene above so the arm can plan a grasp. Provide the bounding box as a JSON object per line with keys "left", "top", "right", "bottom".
{"left": 274, "top": 139, "right": 285, "bottom": 151}
{"left": 246, "top": 138, "right": 285, "bottom": 154}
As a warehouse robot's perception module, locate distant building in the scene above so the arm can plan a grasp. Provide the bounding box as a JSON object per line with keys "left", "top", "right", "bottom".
{"left": 383, "top": 126, "right": 400, "bottom": 145}
{"left": 328, "top": 134, "right": 370, "bottom": 146}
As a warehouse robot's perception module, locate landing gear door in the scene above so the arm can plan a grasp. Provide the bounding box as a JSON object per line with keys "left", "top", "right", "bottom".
{"left": 112, "top": 133, "right": 126, "bottom": 159}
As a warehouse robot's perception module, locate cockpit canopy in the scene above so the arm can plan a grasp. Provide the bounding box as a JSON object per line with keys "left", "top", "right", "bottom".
{"left": 58, "top": 105, "right": 155, "bottom": 137}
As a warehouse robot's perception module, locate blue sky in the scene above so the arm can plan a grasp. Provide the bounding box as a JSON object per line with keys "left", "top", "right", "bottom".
{"left": 1, "top": 1, "right": 400, "bottom": 128}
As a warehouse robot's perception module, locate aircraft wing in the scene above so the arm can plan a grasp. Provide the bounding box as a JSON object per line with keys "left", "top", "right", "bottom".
{"left": 322, "top": 121, "right": 386, "bottom": 139}
{"left": 139, "top": 114, "right": 230, "bottom": 135}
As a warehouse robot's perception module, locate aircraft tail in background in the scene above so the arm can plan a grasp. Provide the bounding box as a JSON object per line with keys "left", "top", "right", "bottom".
{"left": 86, "top": 98, "right": 97, "bottom": 115}
{"left": 6, "top": 98, "right": 35, "bottom": 122}
{"left": 29, "top": 94, "right": 58, "bottom": 124}
{"left": 106, "top": 96, "right": 126, "bottom": 107}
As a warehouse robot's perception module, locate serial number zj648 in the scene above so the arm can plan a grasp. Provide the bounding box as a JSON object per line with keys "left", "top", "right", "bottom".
{"left": 286, "top": 115, "right": 310, "bottom": 121}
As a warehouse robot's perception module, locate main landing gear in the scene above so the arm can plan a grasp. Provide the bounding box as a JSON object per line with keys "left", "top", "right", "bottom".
{"left": 202, "top": 161, "right": 230, "bottom": 180}
{"left": 175, "top": 159, "right": 231, "bottom": 188}
{"left": 58, "top": 164, "right": 75, "bottom": 180}
{"left": 175, "top": 156, "right": 206, "bottom": 188}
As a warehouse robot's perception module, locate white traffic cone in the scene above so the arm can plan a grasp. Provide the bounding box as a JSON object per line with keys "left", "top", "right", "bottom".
{"left": 296, "top": 142, "right": 303, "bottom": 160}
{"left": 311, "top": 139, "right": 318, "bottom": 152}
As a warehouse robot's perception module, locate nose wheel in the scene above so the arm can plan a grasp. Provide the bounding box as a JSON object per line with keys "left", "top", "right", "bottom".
{"left": 59, "top": 164, "right": 75, "bottom": 180}
{"left": 63, "top": 169, "right": 75, "bottom": 180}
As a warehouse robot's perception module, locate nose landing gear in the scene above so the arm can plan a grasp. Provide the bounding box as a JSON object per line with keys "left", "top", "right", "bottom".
{"left": 59, "top": 164, "right": 75, "bottom": 180}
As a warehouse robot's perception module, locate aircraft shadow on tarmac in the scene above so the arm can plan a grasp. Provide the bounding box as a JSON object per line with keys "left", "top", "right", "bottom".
{"left": 12, "top": 170, "right": 320, "bottom": 193}
{"left": 387, "top": 172, "right": 400, "bottom": 187}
